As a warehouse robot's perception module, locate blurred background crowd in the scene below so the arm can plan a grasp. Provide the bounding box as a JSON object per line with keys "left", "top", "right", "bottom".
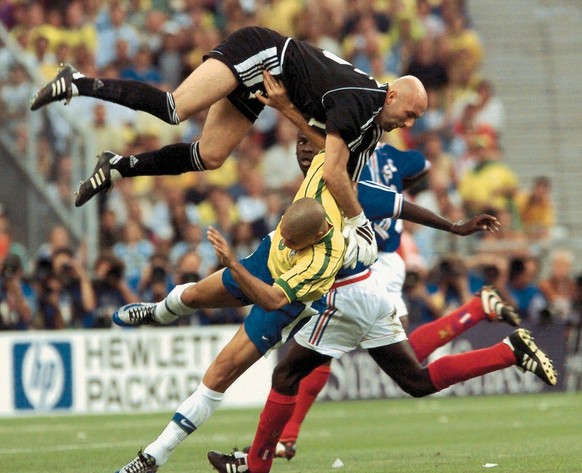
{"left": 0, "top": 0, "right": 580, "bottom": 331}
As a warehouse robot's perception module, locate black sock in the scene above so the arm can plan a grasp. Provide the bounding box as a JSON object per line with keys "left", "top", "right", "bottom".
{"left": 73, "top": 77, "right": 179, "bottom": 124}
{"left": 112, "top": 143, "right": 206, "bottom": 177}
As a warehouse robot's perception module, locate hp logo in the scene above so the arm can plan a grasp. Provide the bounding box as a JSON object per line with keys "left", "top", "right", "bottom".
{"left": 13, "top": 341, "right": 73, "bottom": 411}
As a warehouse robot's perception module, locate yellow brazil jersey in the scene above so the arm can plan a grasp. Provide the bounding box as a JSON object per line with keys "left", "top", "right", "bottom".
{"left": 268, "top": 152, "right": 345, "bottom": 303}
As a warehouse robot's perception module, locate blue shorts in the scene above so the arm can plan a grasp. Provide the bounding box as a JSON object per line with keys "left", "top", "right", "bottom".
{"left": 222, "top": 235, "right": 274, "bottom": 304}
{"left": 222, "top": 234, "right": 326, "bottom": 355}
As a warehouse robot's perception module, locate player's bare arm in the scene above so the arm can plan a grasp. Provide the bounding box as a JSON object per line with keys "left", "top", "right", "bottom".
{"left": 323, "top": 134, "right": 377, "bottom": 267}
{"left": 262, "top": 70, "right": 379, "bottom": 269}
{"left": 399, "top": 201, "right": 500, "bottom": 235}
{"left": 207, "top": 227, "right": 288, "bottom": 311}
{"left": 322, "top": 133, "right": 362, "bottom": 219}
{"left": 257, "top": 71, "right": 325, "bottom": 151}
{"left": 450, "top": 214, "right": 500, "bottom": 235}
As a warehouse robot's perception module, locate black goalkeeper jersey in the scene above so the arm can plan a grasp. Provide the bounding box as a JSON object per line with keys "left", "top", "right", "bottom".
{"left": 206, "top": 26, "right": 388, "bottom": 181}
{"left": 282, "top": 38, "right": 387, "bottom": 180}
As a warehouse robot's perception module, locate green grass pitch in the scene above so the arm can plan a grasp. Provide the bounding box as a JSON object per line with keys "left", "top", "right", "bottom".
{"left": 1, "top": 392, "right": 581, "bottom": 473}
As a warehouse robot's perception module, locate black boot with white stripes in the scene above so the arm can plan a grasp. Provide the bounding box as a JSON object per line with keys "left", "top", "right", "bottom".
{"left": 207, "top": 450, "right": 249, "bottom": 473}
{"left": 75, "top": 151, "right": 122, "bottom": 207}
{"left": 30, "top": 64, "right": 82, "bottom": 110}
{"left": 504, "top": 328, "right": 557, "bottom": 386}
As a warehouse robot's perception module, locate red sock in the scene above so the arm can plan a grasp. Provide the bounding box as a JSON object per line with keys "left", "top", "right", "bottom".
{"left": 247, "top": 389, "right": 297, "bottom": 473}
{"left": 427, "top": 342, "right": 516, "bottom": 391}
{"left": 409, "top": 296, "right": 486, "bottom": 363}
{"left": 280, "top": 364, "right": 331, "bottom": 443}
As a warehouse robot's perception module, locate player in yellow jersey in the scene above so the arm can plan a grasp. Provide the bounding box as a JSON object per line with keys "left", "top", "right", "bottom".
{"left": 112, "top": 151, "right": 346, "bottom": 473}
{"left": 268, "top": 152, "right": 345, "bottom": 303}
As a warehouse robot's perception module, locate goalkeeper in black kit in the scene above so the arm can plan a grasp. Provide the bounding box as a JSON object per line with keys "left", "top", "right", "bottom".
{"left": 31, "top": 26, "right": 427, "bottom": 268}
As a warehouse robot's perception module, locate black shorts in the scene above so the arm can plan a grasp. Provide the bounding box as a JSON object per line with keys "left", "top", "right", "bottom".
{"left": 204, "top": 27, "right": 290, "bottom": 123}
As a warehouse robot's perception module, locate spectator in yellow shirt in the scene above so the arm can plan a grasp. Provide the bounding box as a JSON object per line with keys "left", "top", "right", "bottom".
{"left": 516, "top": 176, "right": 555, "bottom": 242}
{"left": 458, "top": 137, "right": 519, "bottom": 216}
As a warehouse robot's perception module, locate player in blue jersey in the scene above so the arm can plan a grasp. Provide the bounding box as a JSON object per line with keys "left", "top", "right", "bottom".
{"left": 207, "top": 134, "right": 557, "bottom": 473}
{"left": 358, "top": 142, "right": 429, "bottom": 327}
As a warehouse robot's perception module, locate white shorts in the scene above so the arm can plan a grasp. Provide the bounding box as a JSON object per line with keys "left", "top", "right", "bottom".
{"left": 372, "top": 251, "right": 408, "bottom": 317}
{"left": 295, "top": 269, "right": 407, "bottom": 359}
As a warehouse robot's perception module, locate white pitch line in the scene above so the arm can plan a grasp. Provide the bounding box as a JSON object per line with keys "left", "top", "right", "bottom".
{"left": 0, "top": 429, "right": 332, "bottom": 456}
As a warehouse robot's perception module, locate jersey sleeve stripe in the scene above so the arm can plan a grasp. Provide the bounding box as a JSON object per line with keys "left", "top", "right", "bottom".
{"left": 280, "top": 37, "right": 292, "bottom": 69}
{"left": 392, "top": 192, "right": 403, "bottom": 219}
{"left": 274, "top": 278, "right": 296, "bottom": 303}
{"left": 321, "top": 87, "right": 388, "bottom": 102}
{"left": 350, "top": 126, "right": 382, "bottom": 181}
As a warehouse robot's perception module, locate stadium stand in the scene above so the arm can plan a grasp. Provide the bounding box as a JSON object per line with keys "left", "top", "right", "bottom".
{"left": 0, "top": 0, "right": 580, "bottom": 330}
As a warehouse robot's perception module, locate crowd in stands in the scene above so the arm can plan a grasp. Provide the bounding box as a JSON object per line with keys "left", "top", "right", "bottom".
{"left": 0, "top": 0, "right": 579, "bottom": 331}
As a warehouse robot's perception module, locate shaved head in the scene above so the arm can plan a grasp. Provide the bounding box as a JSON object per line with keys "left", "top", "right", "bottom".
{"left": 378, "top": 74, "right": 428, "bottom": 132}
{"left": 280, "top": 198, "right": 328, "bottom": 250}
{"left": 391, "top": 75, "right": 428, "bottom": 111}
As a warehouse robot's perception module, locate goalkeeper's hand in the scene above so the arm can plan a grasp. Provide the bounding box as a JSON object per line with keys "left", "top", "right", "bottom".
{"left": 342, "top": 225, "right": 359, "bottom": 269}
{"left": 342, "top": 212, "right": 378, "bottom": 269}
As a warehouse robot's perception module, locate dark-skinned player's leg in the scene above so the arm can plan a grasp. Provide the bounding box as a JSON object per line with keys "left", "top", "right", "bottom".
{"left": 247, "top": 341, "right": 332, "bottom": 473}
{"left": 271, "top": 288, "right": 521, "bottom": 461}
{"left": 368, "top": 341, "right": 437, "bottom": 396}
{"left": 277, "top": 362, "right": 331, "bottom": 456}
{"left": 368, "top": 339, "right": 516, "bottom": 397}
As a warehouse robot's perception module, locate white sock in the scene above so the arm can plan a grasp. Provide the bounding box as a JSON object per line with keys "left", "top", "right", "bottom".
{"left": 143, "top": 422, "right": 187, "bottom": 466}
{"left": 70, "top": 71, "right": 84, "bottom": 96}
{"left": 144, "top": 383, "right": 224, "bottom": 465}
{"left": 154, "top": 283, "right": 195, "bottom": 324}
{"left": 175, "top": 382, "right": 224, "bottom": 428}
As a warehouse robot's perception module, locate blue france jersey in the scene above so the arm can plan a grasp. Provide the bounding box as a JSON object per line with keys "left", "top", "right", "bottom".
{"left": 359, "top": 143, "right": 429, "bottom": 253}
{"left": 336, "top": 144, "right": 429, "bottom": 277}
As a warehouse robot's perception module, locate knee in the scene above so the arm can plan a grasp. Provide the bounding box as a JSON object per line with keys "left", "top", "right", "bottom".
{"left": 204, "top": 356, "right": 239, "bottom": 392}
{"left": 180, "top": 283, "right": 199, "bottom": 307}
{"left": 202, "top": 157, "right": 225, "bottom": 170}
{"left": 397, "top": 379, "right": 436, "bottom": 398}
{"left": 199, "top": 149, "right": 227, "bottom": 170}
{"left": 403, "top": 386, "right": 431, "bottom": 398}
{"left": 271, "top": 365, "right": 297, "bottom": 395}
